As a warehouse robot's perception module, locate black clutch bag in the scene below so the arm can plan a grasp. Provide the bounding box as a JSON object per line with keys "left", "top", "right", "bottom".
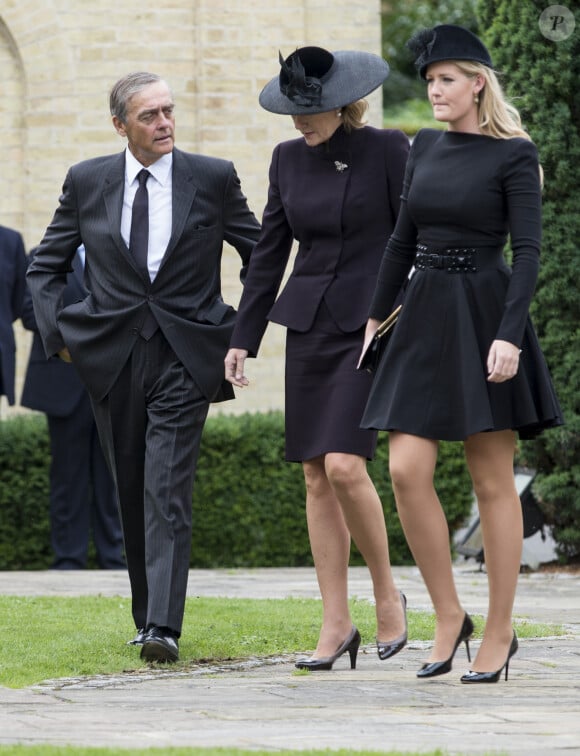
{"left": 358, "top": 304, "right": 402, "bottom": 373}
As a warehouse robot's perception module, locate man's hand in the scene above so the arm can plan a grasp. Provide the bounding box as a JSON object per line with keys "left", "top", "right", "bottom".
{"left": 58, "top": 347, "right": 72, "bottom": 363}
{"left": 487, "top": 339, "right": 521, "bottom": 383}
{"left": 225, "top": 348, "right": 249, "bottom": 387}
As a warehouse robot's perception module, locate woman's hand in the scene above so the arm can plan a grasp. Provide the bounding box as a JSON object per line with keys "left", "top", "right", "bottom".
{"left": 487, "top": 339, "right": 521, "bottom": 383}
{"left": 225, "top": 348, "right": 250, "bottom": 387}
{"left": 357, "top": 318, "right": 381, "bottom": 370}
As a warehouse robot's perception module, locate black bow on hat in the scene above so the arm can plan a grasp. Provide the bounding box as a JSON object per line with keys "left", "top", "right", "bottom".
{"left": 407, "top": 24, "right": 493, "bottom": 80}
{"left": 259, "top": 46, "right": 390, "bottom": 115}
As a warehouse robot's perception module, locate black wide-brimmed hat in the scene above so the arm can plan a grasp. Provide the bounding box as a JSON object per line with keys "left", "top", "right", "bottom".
{"left": 407, "top": 24, "right": 493, "bottom": 80}
{"left": 259, "top": 46, "right": 389, "bottom": 115}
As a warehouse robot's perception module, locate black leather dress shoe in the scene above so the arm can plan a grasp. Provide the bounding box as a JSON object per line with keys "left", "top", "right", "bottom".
{"left": 127, "top": 628, "right": 147, "bottom": 646}
{"left": 140, "top": 626, "right": 179, "bottom": 663}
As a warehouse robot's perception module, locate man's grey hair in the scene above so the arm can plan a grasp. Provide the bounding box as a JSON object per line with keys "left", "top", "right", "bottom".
{"left": 109, "top": 72, "right": 171, "bottom": 123}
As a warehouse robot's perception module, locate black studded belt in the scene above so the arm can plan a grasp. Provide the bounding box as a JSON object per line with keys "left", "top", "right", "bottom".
{"left": 414, "top": 243, "right": 506, "bottom": 274}
{"left": 415, "top": 244, "right": 477, "bottom": 272}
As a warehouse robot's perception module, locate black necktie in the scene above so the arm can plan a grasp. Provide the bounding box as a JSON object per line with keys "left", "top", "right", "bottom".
{"left": 129, "top": 168, "right": 158, "bottom": 339}
{"left": 130, "top": 169, "right": 150, "bottom": 275}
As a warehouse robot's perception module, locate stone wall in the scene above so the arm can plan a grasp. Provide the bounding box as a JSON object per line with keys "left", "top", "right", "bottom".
{"left": 0, "top": 0, "right": 384, "bottom": 419}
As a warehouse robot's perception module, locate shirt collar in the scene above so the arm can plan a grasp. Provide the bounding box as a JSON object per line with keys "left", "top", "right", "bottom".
{"left": 125, "top": 148, "right": 173, "bottom": 186}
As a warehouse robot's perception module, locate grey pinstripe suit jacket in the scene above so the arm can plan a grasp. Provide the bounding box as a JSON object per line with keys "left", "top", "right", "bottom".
{"left": 27, "top": 148, "right": 261, "bottom": 403}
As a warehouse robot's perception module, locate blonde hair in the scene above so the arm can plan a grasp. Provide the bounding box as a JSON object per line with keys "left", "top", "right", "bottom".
{"left": 341, "top": 99, "right": 368, "bottom": 132}
{"left": 453, "top": 61, "right": 530, "bottom": 140}
{"left": 453, "top": 61, "right": 543, "bottom": 184}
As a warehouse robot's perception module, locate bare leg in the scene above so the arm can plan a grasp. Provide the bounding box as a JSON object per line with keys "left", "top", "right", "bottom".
{"left": 389, "top": 432, "right": 467, "bottom": 663}
{"left": 303, "top": 456, "right": 353, "bottom": 657}
{"left": 324, "top": 452, "right": 405, "bottom": 643}
{"left": 464, "top": 430, "right": 522, "bottom": 672}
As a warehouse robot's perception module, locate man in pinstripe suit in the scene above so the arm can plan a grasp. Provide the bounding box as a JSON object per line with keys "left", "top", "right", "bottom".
{"left": 27, "top": 72, "right": 261, "bottom": 662}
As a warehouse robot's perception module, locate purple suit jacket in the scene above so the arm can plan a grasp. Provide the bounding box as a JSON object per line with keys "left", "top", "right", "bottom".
{"left": 230, "top": 125, "right": 409, "bottom": 356}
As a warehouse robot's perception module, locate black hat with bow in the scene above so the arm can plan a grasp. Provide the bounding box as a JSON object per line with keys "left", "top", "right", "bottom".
{"left": 407, "top": 24, "right": 493, "bottom": 80}
{"left": 259, "top": 46, "right": 390, "bottom": 115}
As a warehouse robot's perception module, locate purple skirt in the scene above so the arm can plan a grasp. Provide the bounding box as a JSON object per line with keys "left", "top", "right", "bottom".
{"left": 284, "top": 301, "right": 378, "bottom": 462}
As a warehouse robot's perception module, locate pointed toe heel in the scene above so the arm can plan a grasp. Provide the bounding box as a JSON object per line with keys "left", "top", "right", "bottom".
{"left": 417, "top": 612, "right": 474, "bottom": 679}
{"left": 460, "top": 631, "right": 518, "bottom": 684}
{"left": 377, "top": 592, "right": 408, "bottom": 660}
{"left": 295, "top": 626, "right": 361, "bottom": 671}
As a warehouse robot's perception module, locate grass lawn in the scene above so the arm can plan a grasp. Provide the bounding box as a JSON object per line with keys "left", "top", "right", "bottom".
{"left": 0, "top": 594, "right": 553, "bottom": 756}
{"left": 0, "top": 594, "right": 563, "bottom": 689}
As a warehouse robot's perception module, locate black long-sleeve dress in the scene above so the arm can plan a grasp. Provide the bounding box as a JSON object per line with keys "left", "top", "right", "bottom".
{"left": 361, "top": 128, "right": 563, "bottom": 441}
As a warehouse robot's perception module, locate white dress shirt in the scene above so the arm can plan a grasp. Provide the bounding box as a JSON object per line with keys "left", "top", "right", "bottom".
{"left": 76, "top": 244, "right": 86, "bottom": 268}
{"left": 121, "top": 149, "right": 173, "bottom": 281}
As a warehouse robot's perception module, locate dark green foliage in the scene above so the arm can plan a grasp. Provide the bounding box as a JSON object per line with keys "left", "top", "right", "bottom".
{"left": 0, "top": 415, "right": 52, "bottom": 569}
{"left": 192, "top": 413, "right": 474, "bottom": 568}
{"left": 0, "top": 413, "right": 474, "bottom": 569}
{"left": 190, "top": 412, "right": 310, "bottom": 567}
{"left": 476, "top": 0, "right": 580, "bottom": 558}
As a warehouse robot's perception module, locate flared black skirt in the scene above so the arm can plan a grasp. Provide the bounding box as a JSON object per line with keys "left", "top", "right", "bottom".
{"left": 361, "top": 266, "right": 563, "bottom": 441}
{"left": 284, "top": 301, "right": 378, "bottom": 462}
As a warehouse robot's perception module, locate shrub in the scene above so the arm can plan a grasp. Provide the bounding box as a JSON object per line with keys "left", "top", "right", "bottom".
{"left": 190, "top": 412, "right": 310, "bottom": 567}
{"left": 191, "top": 414, "right": 474, "bottom": 568}
{"left": 0, "top": 413, "right": 474, "bottom": 569}
{"left": 0, "top": 415, "right": 52, "bottom": 569}
{"left": 477, "top": 0, "right": 580, "bottom": 559}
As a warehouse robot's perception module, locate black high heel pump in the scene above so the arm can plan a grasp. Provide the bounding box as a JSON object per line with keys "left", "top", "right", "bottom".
{"left": 416, "top": 612, "right": 474, "bottom": 678}
{"left": 460, "top": 631, "right": 518, "bottom": 684}
{"left": 295, "top": 626, "right": 361, "bottom": 671}
{"left": 377, "top": 592, "right": 407, "bottom": 660}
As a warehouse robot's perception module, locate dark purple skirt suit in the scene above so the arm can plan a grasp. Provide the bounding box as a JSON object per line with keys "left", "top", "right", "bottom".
{"left": 229, "top": 125, "right": 409, "bottom": 461}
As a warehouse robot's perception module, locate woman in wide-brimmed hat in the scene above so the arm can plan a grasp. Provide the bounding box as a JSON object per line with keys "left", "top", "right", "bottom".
{"left": 225, "top": 46, "right": 410, "bottom": 670}
{"left": 361, "top": 24, "right": 563, "bottom": 684}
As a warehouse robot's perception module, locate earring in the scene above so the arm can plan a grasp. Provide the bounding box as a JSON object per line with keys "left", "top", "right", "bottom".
{"left": 474, "top": 93, "right": 480, "bottom": 104}
{"left": 337, "top": 110, "right": 342, "bottom": 117}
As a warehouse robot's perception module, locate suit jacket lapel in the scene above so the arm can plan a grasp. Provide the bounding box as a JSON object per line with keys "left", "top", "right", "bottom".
{"left": 102, "top": 153, "right": 134, "bottom": 265}
{"left": 160, "top": 149, "right": 197, "bottom": 268}
{"left": 101, "top": 149, "right": 197, "bottom": 278}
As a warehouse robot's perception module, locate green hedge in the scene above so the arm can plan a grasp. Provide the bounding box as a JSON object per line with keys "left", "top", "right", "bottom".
{"left": 477, "top": 0, "right": 580, "bottom": 559}
{"left": 0, "top": 415, "right": 52, "bottom": 569}
{"left": 0, "top": 412, "right": 473, "bottom": 570}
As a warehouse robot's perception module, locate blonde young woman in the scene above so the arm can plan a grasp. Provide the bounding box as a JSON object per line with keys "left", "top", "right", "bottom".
{"left": 361, "top": 25, "right": 563, "bottom": 683}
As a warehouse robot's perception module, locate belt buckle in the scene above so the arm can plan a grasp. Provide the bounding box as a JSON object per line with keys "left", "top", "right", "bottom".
{"left": 447, "top": 247, "right": 475, "bottom": 272}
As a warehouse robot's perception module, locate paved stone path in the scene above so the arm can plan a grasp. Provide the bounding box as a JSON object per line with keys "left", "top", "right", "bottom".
{"left": 1, "top": 565, "right": 578, "bottom": 754}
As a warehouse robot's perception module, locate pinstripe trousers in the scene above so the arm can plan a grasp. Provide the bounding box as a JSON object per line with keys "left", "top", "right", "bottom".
{"left": 91, "top": 330, "right": 209, "bottom": 636}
